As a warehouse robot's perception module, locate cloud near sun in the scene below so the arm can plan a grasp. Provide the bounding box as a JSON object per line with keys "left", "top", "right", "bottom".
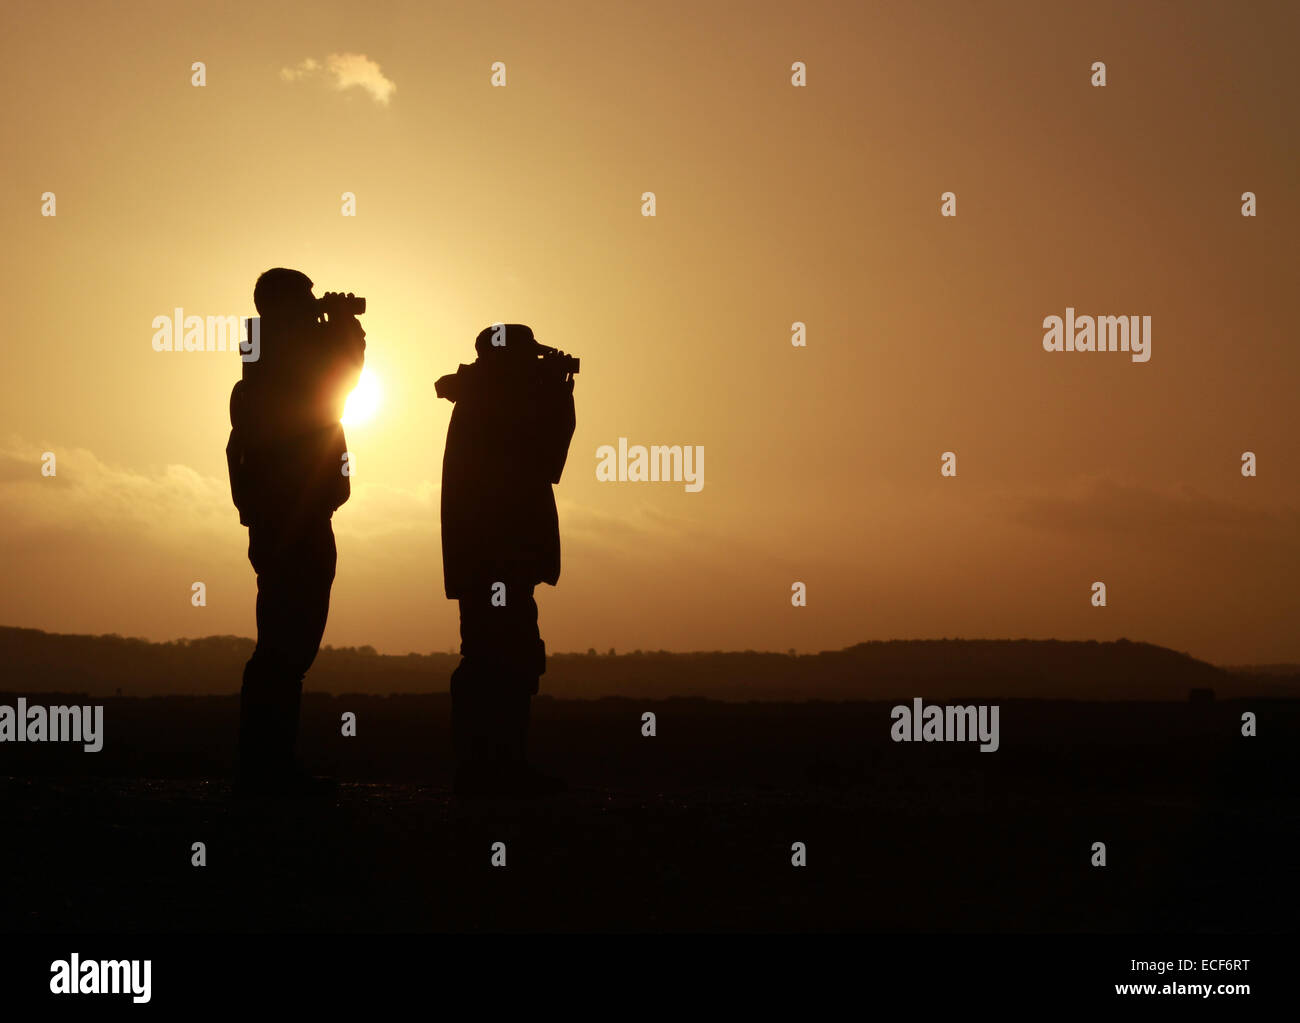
{"left": 280, "top": 53, "right": 396, "bottom": 105}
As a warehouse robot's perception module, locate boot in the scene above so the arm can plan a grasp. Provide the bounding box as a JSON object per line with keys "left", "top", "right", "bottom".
{"left": 451, "top": 667, "right": 502, "bottom": 797}
{"left": 236, "top": 675, "right": 334, "bottom": 798}
{"left": 494, "top": 689, "right": 566, "bottom": 798}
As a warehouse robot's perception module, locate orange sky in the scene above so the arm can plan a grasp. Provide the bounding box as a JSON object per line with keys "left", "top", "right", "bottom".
{"left": 2, "top": 0, "right": 1297, "bottom": 665}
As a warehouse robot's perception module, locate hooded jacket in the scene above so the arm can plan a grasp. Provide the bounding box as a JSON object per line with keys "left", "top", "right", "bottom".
{"left": 437, "top": 356, "right": 575, "bottom": 599}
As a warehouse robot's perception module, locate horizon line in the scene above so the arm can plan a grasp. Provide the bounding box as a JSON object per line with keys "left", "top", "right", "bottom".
{"left": 5, "top": 624, "right": 1295, "bottom": 669}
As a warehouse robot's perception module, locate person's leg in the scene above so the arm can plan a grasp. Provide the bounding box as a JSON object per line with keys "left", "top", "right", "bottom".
{"left": 494, "top": 583, "right": 541, "bottom": 771}
{"left": 488, "top": 583, "right": 565, "bottom": 794}
{"left": 452, "top": 580, "right": 551, "bottom": 793}
{"left": 240, "top": 522, "right": 289, "bottom": 779}
{"left": 451, "top": 584, "right": 496, "bottom": 786}
{"left": 239, "top": 518, "right": 336, "bottom": 782}
{"left": 277, "top": 517, "right": 336, "bottom": 768}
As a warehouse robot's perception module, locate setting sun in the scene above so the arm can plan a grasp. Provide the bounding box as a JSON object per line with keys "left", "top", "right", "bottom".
{"left": 342, "top": 368, "right": 382, "bottom": 426}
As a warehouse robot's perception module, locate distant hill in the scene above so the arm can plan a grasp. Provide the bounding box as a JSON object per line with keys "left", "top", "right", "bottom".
{"left": 1, "top": 627, "right": 1296, "bottom": 700}
{"left": 1225, "top": 663, "right": 1300, "bottom": 676}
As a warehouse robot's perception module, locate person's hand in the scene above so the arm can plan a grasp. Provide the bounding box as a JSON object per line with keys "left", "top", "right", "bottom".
{"left": 319, "top": 293, "right": 361, "bottom": 321}
{"left": 321, "top": 295, "right": 365, "bottom": 350}
{"left": 551, "top": 350, "right": 575, "bottom": 393}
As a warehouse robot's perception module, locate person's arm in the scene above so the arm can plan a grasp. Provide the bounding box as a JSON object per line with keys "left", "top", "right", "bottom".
{"left": 226, "top": 381, "right": 254, "bottom": 523}
{"left": 316, "top": 310, "right": 366, "bottom": 424}
{"left": 539, "top": 374, "right": 576, "bottom": 485}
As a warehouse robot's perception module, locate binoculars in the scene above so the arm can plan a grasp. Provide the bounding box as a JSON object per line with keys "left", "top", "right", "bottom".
{"left": 536, "top": 343, "right": 580, "bottom": 376}
{"left": 320, "top": 293, "right": 366, "bottom": 317}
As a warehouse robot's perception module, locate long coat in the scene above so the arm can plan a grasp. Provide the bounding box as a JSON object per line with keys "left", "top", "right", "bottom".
{"left": 437, "top": 358, "right": 576, "bottom": 599}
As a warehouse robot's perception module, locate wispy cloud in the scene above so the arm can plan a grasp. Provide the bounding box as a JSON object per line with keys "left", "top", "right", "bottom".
{"left": 1009, "top": 476, "right": 1300, "bottom": 543}
{"left": 280, "top": 53, "right": 396, "bottom": 106}
{"left": 278, "top": 56, "right": 320, "bottom": 81}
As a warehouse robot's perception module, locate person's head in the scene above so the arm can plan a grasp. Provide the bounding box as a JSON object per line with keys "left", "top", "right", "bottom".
{"left": 474, "top": 323, "right": 538, "bottom": 361}
{"left": 253, "top": 268, "right": 317, "bottom": 325}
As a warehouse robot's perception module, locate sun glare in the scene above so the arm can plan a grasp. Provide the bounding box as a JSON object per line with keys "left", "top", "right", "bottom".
{"left": 342, "top": 368, "right": 382, "bottom": 426}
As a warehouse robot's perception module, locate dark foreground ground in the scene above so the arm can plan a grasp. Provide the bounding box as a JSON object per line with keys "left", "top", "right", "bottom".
{"left": 0, "top": 696, "right": 1295, "bottom": 932}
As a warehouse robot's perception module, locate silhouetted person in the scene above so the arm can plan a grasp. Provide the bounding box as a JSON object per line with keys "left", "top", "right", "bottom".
{"left": 436, "top": 324, "right": 576, "bottom": 798}
{"left": 226, "top": 268, "right": 365, "bottom": 795}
